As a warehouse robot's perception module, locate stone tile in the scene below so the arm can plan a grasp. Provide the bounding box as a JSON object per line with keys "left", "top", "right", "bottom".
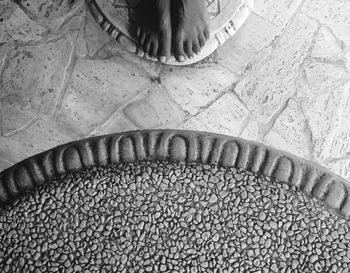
{"left": 346, "top": 52, "right": 350, "bottom": 71}
{"left": 2, "top": 37, "right": 73, "bottom": 118}
{"left": 301, "top": 60, "right": 348, "bottom": 97}
{"left": 124, "top": 85, "right": 187, "bottom": 129}
{"left": 97, "top": 112, "right": 138, "bottom": 136}
{"left": 214, "top": 12, "right": 281, "bottom": 75}
{"left": 0, "top": 44, "right": 8, "bottom": 67}
{"left": 1, "top": 94, "right": 36, "bottom": 136}
{"left": 240, "top": 119, "right": 259, "bottom": 141}
{"left": 0, "top": 1, "right": 47, "bottom": 43}
{"left": 94, "top": 40, "right": 161, "bottom": 80}
{"left": 312, "top": 26, "right": 343, "bottom": 61}
{"left": 254, "top": 0, "right": 304, "bottom": 28}
{"left": 264, "top": 99, "right": 309, "bottom": 159}
{"left": 0, "top": 118, "right": 77, "bottom": 167}
{"left": 324, "top": 159, "right": 350, "bottom": 181}
{"left": 15, "top": 0, "right": 84, "bottom": 30}
{"left": 318, "top": 83, "right": 350, "bottom": 160}
{"left": 161, "top": 64, "right": 237, "bottom": 115}
{"left": 57, "top": 57, "right": 152, "bottom": 136}
{"left": 301, "top": 83, "right": 349, "bottom": 162}
{"left": 79, "top": 9, "right": 112, "bottom": 57}
{"left": 235, "top": 14, "right": 318, "bottom": 123}
{"left": 0, "top": 158, "right": 13, "bottom": 172}
{"left": 302, "top": 0, "right": 350, "bottom": 25}
{"left": 179, "top": 93, "right": 249, "bottom": 137}
{"left": 303, "top": 0, "right": 350, "bottom": 47}
{"left": 329, "top": 25, "right": 350, "bottom": 47}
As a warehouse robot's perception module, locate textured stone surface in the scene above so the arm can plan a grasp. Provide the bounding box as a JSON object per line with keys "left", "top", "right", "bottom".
{"left": 1, "top": 161, "right": 350, "bottom": 272}
{"left": 0, "top": 0, "right": 349, "bottom": 185}
{"left": 312, "top": 26, "right": 343, "bottom": 61}
{"left": 301, "top": 60, "right": 348, "bottom": 96}
{"left": 15, "top": 0, "right": 83, "bottom": 30}
{"left": 179, "top": 93, "right": 249, "bottom": 137}
{"left": 0, "top": 1, "right": 47, "bottom": 43}
{"left": 318, "top": 83, "right": 350, "bottom": 160}
{"left": 57, "top": 57, "right": 151, "bottom": 136}
{"left": 2, "top": 38, "right": 73, "bottom": 116}
{"left": 214, "top": 12, "right": 281, "bottom": 75}
{"left": 254, "top": 0, "right": 304, "bottom": 28}
{"left": 264, "top": 99, "right": 309, "bottom": 159}
{"left": 161, "top": 64, "right": 237, "bottom": 115}
{"left": 125, "top": 85, "right": 187, "bottom": 129}
{"left": 302, "top": 0, "right": 350, "bottom": 25}
{"left": 235, "top": 14, "right": 318, "bottom": 123}
{"left": 97, "top": 112, "right": 138, "bottom": 136}
{"left": 0, "top": 118, "right": 77, "bottom": 165}
{"left": 301, "top": 84, "right": 349, "bottom": 162}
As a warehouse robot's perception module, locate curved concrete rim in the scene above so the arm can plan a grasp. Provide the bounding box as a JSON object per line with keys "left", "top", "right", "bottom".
{"left": 87, "top": 0, "right": 254, "bottom": 66}
{"left": 1, "top": 130, "right": 350, "bottom": 220}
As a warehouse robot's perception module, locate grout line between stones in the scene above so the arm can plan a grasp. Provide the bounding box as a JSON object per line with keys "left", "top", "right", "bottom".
{"left": 52, "top": 40, "right": 77, "bottom": 119}
{"left": 88, "top": 84, "right": 154, "bottom": 137}
{"left": 2, "top": 117, "right": 39, "bottom": 138}
{"left": 258, "top": 97, "right": 290, "bottom": 141}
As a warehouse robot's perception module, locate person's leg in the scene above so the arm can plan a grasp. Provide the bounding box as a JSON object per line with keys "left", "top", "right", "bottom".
{"left": 172, "top": 0, "right": 210, "bottom": 62}
{"left": 136, "top": 0, "right": 172, "bottom": 63}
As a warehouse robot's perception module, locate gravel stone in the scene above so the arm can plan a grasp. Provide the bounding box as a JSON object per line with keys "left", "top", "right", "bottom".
{"left": 0, "top": 161, "right": 349, "bottom": 272}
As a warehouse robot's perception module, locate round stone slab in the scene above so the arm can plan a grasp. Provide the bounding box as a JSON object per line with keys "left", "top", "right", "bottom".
{"left": 87, "top": 0, "right": 254, "bottom": 66}
{"left": 1, "top": 130, "right": 350, "bottom": 272}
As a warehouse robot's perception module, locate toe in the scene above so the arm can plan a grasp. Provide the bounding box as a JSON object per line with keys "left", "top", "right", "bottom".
{"left": 159, "top": 30, "right": 171, "bottom": 62}
{"left": 185, "top": 40, "right": 194, "bottom": 58}
{"left": 143, "top": 36, "right": 152, "bottom": 55}
{"left": 139, "top": 30, "right": 147, "bottom": 46}
{"left": 150, "top": 39, "right": 159, "bottom": 58}
{"left": 137, "top": 47, "right": 145, "bottom": 58}
{"left": 136, "top": 27, "right": 141, "bottom": 38}
{"left": 198, "top": 32, "right": 206, "bottom": 48}
{"left": 203, "top": 26, "right": 210, "bottom": 40}
{"left": 192, "top": 40, "right": 200, "bottom": 55}
{"left": 175, "top": 33, "right": 185, "bottom": 62}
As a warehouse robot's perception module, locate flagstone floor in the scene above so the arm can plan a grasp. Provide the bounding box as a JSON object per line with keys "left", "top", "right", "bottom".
{"left": 0, "top": 0, "right": 350, "bottom": 181}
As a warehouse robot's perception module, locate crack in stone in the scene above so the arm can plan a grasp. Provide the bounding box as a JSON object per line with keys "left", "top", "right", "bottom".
{"left": 56, "top": 1, "right": 87, "bottom": 33}
{"left": 323, "top": 153, "right": 350, "bottom": 164}
{"left": 159, "top": 83, "right": 192, "bottom": 118}
{"left": 12, "top": 1, "right": 48, "bottom": 29}
{"left": 52, "top": 40, "right": 77, "bottom": 119}
{"left": 1, "top": 116, "right": 38, "bottom": 138}
{"left": 0, "top": 45, "right": 11, "bottom": 136}
{"left": 88, "top": 85, "right": 154, "bottom": 137}
{"left": 52, "top": 6, "right": 88, "bottom": 119}
{"left": 259, "top": 97, "right": 291, "bottom": 141}
{"left": 299, "top": 101, "right": 315, "bottom": 161}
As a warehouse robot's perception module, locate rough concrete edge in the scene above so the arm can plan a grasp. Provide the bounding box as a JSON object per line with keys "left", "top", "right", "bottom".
{"left": 0, "top": 129, "right": 350, "bottom": 219}
{"left": 87, "top": 0, "right": 254, "bottom": 66}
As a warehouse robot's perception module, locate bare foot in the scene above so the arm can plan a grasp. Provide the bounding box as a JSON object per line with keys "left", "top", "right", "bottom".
{"left": 172, "top": 0, "right": 210, "bottom": 62}
{"left": 136, "top": 0, "right": 172, "bottom": 63}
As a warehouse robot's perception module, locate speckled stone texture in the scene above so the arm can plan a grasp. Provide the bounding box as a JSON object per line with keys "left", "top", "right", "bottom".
{"left": 1, "top": 161, "right": 350, "bottom": 272}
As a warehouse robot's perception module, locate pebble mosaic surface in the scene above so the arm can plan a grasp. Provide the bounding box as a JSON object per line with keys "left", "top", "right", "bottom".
{"left": 1, "top": 161, "right": 350, "bottom": 272}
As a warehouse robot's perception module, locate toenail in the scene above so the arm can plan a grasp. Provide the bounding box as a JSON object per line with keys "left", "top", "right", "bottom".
{"left": 137, "top": 49, "right": 144, "bottom": 57}
{"left": 178, "top": 55, "right": 185, "bottom": 62}
{"left": 159, "top": 56, "right": 167, "bottom": 63}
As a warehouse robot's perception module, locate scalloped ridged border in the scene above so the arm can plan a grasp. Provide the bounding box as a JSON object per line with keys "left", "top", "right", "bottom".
{"left": 1, "top": 130, "right": 350, "bottom": 219}
{"left": 87, "top": 0, "right": 254, "bottom": 66}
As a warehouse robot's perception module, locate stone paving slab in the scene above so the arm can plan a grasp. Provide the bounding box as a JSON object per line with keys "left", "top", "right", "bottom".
{"left": 0, "top": 0, "right": 350, "bottom": 183}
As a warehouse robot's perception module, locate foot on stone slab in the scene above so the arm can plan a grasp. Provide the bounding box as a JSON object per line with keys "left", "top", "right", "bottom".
{"left": 172, "top": 0, "right": 210, "bottom": 62}
{"left": 136, "top": 0, "right": 172, "bottom": 63}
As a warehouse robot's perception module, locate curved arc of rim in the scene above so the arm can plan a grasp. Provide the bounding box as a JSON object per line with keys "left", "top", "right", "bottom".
{"left": 1, "top": 129, "right": 350, "bottom": 220}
